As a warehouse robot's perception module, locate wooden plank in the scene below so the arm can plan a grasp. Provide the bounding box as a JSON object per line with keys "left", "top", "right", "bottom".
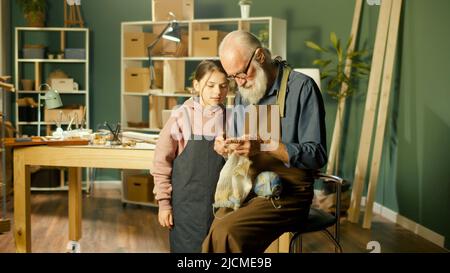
{"left": 326, "top": 0, "right": 363, "bottom": 174}
{"left": 13, "top": 149, "right": 31, "bottom": 252}
{"left": 34, "top": 62, "right": 41, "bottom": 90}
{"left": 60, "top": 31, "right": 65, "bottom": 52}
{"left": 68, "top": 167, "right": 82, "bottom": 240}
{"left": 0, "top": 81, "right": 15, "bottom": 91}
{"left": 21, "top": 146, "right": 154, "bottom": 170}
{"left": 363, "top": 0, "right": 403, "bottom": 229}
{"left": 163, "top": 60, "right": 185, "bottom": 93}
{"left": 149, "top": 96, "right": 164, "bottom": 129}
{"left": 348, "top": 0, "right": 393, "bottom": 223}
{"left": 4, "top": 137, "right": 89, "bottom": 147}
{"left": 64, "top": 0, "right": 67, "bottom": 27}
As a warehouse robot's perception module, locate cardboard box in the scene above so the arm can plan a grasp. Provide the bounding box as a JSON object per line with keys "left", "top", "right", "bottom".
{"left": 126, "top": 174, "right": 154, "bottom": 203}
{"left": 192, "top": 30, "right": 227, "bottom": 57}
{"left": 50, "top": 78, "right": 74, "bottom": 92}
{"left": 125, "top": 67, "right": 150, "bottom": 92}
{"left": 124, "top": 32, "right": 162, "bottom": 57}
{"left": 152, "top": 0, "right": 194, "bottom": 21}
{"left": 44, "top": 105, "right": 84, "bottom": 123}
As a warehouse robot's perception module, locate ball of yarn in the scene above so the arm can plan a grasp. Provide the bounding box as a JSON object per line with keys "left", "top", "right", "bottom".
{"left": 254, "top": 171, "right": 282, "bottom": 198}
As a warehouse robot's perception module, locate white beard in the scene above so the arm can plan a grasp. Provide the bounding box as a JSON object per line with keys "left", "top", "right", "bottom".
{"left": 238, "top": 63, "right": 268, "bottom": 105}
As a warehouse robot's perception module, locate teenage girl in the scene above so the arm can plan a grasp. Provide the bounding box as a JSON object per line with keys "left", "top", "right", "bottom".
{"left": 152, "top": 60, "right": 229, "bottom": 253}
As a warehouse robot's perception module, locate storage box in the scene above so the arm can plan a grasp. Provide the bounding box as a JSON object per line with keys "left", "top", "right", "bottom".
{"left": 64, "top": 48, "right": 86, "bottom": 59}
{"left": 125, "top": 67, "right": 150, "bottom": 92}
{"left": 22, "top": 45, "right": 46, "bottom": 59}
{"left": 31, "top": 168, "right": 61, "bottom": 188}
{"left": 44, "top": 105, "right": 84, "bottom": 123}
{"left": 50, "top": 78, "right": 74, "bottom": 92}
{"left": 152, "top": 0, "right": 194, "bottom": 21}
{"left": 192, "top": 30, "right": 227, "bottom": 57}
{"left": 125, "top": 174, "right": 154, "bottom": 203}
{"left": 19, "top": 106, "right": 38, "bottom": 122}
{"left": 124, "top": 32, "right": 162, "bottom": 57}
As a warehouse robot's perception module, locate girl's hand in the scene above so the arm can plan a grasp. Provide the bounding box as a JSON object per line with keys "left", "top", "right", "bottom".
{"left": 158, "top": 209, "right": 174, "bottom": 229}
{"left": 214, "top": 135, "right": 229, "bottom": 157}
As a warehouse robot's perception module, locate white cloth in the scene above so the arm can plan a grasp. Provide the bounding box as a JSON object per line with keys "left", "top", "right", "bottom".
{"left": 213, "top": 153, "right": 253, "bottom": 211}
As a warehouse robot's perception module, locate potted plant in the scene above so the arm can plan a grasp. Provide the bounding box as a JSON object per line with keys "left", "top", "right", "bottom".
{"left": 16, "top": 0, "right": 47, "bottom": 27}
{"left": 305, "top": 32, "right": 370, "bottom": 100}
{"left": 238, "top": 0, "right": 252, "bottom": 19}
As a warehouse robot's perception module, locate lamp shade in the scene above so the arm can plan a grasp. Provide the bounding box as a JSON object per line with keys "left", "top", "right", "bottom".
{"left": 162, "top": 22, "right": 181, "bottom": 42}
{"left": 44, "top": 89, "right": 63, "bottom": 109}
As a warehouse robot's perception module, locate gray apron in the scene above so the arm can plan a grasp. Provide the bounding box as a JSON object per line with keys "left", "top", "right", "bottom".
{"left": 170, "top": 133, "right": 225, "bottom": 253}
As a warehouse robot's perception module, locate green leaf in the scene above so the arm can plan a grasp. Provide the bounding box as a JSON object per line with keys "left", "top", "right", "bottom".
{"left": 352, "top": 62, "right": 371, "bottom": 70}
{"left": 347, "top": 51, "right": 361, "bottom": 59}
{"left": 313, "top": 59, "right": 332, "bottom": 67}
{"left": 330, "top": 32, "right": 338, "bottom": 49}
{"left": 320, "top": 71, "right": 331, "bottom": 80}
{"left": 305, "top": 41, "right": 328, "bottom": 52}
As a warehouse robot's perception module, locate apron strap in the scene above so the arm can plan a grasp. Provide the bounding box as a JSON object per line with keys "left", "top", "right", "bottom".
{"left": 276, "top": 65, "right": 292, "bottom": 118}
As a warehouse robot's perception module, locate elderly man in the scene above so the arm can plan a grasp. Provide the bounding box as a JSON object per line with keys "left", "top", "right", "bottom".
{"left": 201, "top": 30, "right": 327, "bottom": 253}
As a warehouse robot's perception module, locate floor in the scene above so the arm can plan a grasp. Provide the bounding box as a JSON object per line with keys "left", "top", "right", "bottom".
{"left": 0, "top": 183, "right": 447, "bottom": 253}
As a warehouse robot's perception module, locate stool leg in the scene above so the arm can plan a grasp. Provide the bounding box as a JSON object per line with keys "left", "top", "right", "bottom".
{"left": 297, "top": 235, "right": 303, "bottom": 253}
{"left": 289, "top": 233, "right": 304, "bottom": 253}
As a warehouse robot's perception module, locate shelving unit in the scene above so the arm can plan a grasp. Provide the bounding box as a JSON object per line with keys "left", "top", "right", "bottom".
{"left": 121, "top": 16, "right": 286, "bottom": 132}
{"left": 14, "top": 27, "right": 90, "bottom": 192}
{"left": 119, "top": 16, "right": 286, "bottom": 207}
{"left": 14, "top": 27, "right": 89, "bottom": 137}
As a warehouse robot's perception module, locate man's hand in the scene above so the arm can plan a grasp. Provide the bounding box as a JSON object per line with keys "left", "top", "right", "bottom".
{"left": 226, "top": 136, "right": 261, "bottom": 158}
{"left": 158, "top": 209, "right": 173, "bottom": 230}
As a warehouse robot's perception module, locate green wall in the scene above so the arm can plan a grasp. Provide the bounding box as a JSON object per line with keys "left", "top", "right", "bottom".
{"left": 9, "top": 0, "right": 450, "bottom": 249}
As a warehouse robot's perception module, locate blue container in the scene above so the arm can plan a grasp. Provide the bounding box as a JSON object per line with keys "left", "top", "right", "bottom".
{"left": 64, "top": 48, "right": 86, "bottom": 59}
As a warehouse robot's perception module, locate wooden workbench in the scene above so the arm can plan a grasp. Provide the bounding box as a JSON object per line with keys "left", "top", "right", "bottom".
{"left": 13, "top": 145, "right": 154, "bottom": 252}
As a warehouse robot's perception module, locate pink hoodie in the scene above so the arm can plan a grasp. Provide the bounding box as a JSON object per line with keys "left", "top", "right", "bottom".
{"left": 151, "top": 98, "right": 225, "bottom": 210}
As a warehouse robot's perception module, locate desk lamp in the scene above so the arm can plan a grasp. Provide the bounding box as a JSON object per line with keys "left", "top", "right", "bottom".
{"left": 37, "top": 84, "right": 63, "bottom": 136}
{"left": 147, "top": 12, "right": 181, "bottom": 89}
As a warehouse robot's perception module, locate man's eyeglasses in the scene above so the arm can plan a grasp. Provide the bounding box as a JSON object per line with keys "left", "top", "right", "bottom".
{"left": 227, "top": 48, "right": 259, "bottom": 81}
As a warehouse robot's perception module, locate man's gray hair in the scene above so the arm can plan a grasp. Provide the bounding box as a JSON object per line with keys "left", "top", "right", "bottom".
{"left": 219, "top": 30, "right": 262, "bottom": 58}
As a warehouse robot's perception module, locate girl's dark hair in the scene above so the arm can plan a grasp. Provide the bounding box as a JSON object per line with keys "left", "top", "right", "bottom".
{"left": 193, "top": 60, "right": 227, "bottom": 81}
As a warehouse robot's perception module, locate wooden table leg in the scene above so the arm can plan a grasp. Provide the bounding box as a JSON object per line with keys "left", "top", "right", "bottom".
{"left": 68, "top": 167, "right": 82, "bottom": 241}
{"left": 13, "top": 149, "right": 31, "bottom": 253}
